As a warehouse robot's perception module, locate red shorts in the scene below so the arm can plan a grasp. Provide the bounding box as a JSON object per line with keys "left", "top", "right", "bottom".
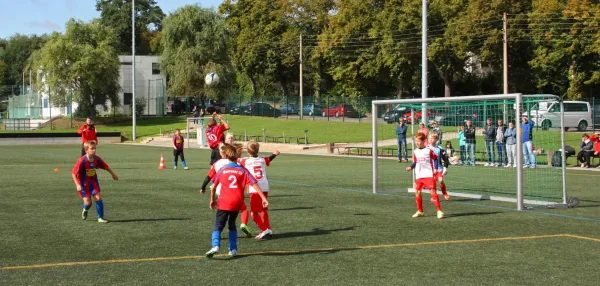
{"left": 434, "top": 173, "right": 444, "bottom": 181}
{"left": 415, "top": 178, "right": 436, "bottom": 191}
{"left": 250, "top": 192, "right": 268, "bottom": 212}
{"left": 78, "top": 185, "right": 101, "bottom": 198}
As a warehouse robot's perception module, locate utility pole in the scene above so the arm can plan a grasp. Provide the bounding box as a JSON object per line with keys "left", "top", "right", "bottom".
{"left": 421, "top": 0, "right": 428, "bottom": 126}
{"left": 299, "top": 34, "right": 303, "bottom": 120}
{"left": 132, "top": 0, "right": 137, "bottom": 141}
{"left": 503, "top": 12, "right": 508, "bottom": 123}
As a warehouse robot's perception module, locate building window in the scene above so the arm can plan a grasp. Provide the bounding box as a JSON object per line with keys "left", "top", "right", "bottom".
{"left": 152, "top": 63, "right": 160, "bottom": 74}
{"left": 124, "top": 93, "right": 133, "bottom": 105}
{"left": 120, "top": 62, "right": 132, "bottom": 65}
{"left": 43, "top": 98, "right": 48, "bottom": 108}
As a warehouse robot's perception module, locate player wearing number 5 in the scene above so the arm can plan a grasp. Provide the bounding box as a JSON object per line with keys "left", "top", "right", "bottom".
{"left": 205, "top": 143, "right": 268, "bottom": 258}
{"left": 205, "top": 112, "right": 230, "bottom": 165}
{"left": 238, "top": 142, "right": 280, "bottom": 240}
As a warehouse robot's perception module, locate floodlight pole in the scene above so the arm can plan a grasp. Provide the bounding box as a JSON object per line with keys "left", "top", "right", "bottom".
{"left": 421, "top": 0, "right": 428, "bottom": 126}
{"left": 132, "top": 0, "right": 137, "bottom": 141}
{"left": 299, "top": 34, "right": 303, "bottom": 120}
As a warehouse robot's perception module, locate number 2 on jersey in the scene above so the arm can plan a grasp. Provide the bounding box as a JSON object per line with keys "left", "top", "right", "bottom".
{"left": 253, "top": 166, "right": 263, "bottom": 179}
{"left": 228, "top": 175, "right": 238, "bottom": 188}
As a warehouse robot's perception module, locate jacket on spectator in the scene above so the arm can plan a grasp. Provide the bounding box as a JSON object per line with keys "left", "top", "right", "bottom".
{"left": 484, "top": 124, "right": 496, "bottom": 142}
{"left": 464, "top": 126, "right": 476, "bottom": 144}
{"left": 504, "top": 127, "right": 517, "bottom": 145}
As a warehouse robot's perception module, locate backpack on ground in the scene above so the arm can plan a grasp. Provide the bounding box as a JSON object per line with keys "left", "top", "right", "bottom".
{"left": 551, "top": 150, "right": 562, "bottom": 167}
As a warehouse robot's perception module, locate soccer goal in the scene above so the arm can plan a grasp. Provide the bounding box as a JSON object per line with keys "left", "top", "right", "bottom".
{"left": 371, "top": 94, "right": 568, "bottom": 210}
{"left": 186, "top": 117, "right": 208, "bottom": 148}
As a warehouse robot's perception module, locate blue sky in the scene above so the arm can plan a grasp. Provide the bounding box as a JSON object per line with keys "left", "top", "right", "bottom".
{"left": 0, "top": 0, "right": 223, "bottom": 38}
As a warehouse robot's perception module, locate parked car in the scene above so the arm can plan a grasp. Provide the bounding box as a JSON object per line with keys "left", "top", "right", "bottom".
{"left": 382, "top": 104, "right": 409, "bottom": 124}
{"left": 530, "top": 100, "right": 592, "bottom": 131}
{"left": 403, "top": 109, "right": 433, "bottom": 123}
{"left": 322, "top": 104, "right": 359, "bottom": 118}
{"left": 593, "top": 103, "right": 600, "bottom": 128}
{"left": 230, "top": 103, "right": 250, "bottom": 115}
{"left": 279, "top": 103, "right": 298, "bottom": 115}
{"left": 243, "top": 102, "right": 281, "bottom": 117}
{"left": 300, "top": 104, "right": 322, "bottom": 116}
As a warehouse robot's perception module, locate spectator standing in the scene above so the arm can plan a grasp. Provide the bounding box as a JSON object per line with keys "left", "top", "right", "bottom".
{"left": 418, "top": 122, "right": 429, "bottom": 137}
{"left": 396, "top": 118, "right": 408, "bottom": 162}
{"left": 482, "top": 118, "right": 497, "bottom": 166}
{"left": 457, "top": 125, "right": 466, "bottom": 165}
{"left": 495, "top": 119, "right": 507, "bottom": 167}
{"left": 77, "top": 117, "right": 98, "bottom": 156}
{"left": 504, "top": 121, "right": 517, "bottom": 167}
{"left": 464, "top": 120, "right": 476, "bottom": 166}
{"left": 431, "top": 120, "right": 443, "bottom": 142}
{"left": 521, "top": 116, "right": 536, "bottom": 168}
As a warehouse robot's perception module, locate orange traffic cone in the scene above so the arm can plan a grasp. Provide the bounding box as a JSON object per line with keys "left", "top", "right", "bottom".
{"left": 158, "top": 154, "right": 167, "bottom": 169}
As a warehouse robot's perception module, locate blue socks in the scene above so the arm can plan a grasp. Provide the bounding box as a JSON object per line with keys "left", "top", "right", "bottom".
{"left": 174, "top": 162, "right": 178, "bottom": 167}
{"left": 212, "top": 231, "right": 221, "bottom": 248}
{"left": 228, "top": 231, "right": 238, "bottom": 251}
{"left": 182, "top": 161, "right": 187, "bottom": 167}
{"left": 83, "top": 203, "right": 91, "bottom": 211}
{"left": 95, "top": 200, "right": 104, "bottom": 218}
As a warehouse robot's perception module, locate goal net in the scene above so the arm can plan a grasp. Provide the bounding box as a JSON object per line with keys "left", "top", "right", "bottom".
{"left": 371, "top": 94, "right": 567, "bottom": 210}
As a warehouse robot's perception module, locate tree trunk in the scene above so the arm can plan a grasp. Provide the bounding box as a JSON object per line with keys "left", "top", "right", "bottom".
{"left": 396, "top": 77, "right": 404, "bottom": 99}
{"left": 437, "top": 67, "right": 453, "bottom": 97}
{"left": 248, "top": 73, "right": 257, "bottom": 98}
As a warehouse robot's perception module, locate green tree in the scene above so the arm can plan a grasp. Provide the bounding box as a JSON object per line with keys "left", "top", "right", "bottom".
{"left": 219, "top": 0, "right": 289, "bottom": 98}
{"left": 0, "top": 34, "right": 47, "bottom": 86}
{"left": 31, "top": 19, "right": 121, "bottom": 118}
{"left": 529, "top": 0, "right": 600, "bottom": 99}
{"left": 96, "top": 0, "right": 165, "bottom": 55}
{"left": 160, "top": 5, "right": 232, "bottom": 99}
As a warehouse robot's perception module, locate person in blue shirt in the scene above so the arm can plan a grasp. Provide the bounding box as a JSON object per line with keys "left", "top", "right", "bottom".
{"left": 396, "top": 118, "right": 408, "bottom": 162}
{"left": 457, "top": 125, "right": 466, "bottom": 165}
{"left": 521, "top": 116, "right": 536, "bottom": 168}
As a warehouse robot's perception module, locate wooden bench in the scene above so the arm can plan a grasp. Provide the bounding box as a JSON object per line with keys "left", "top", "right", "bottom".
{"left": 288, "top": 136, "right": 305, "bottom": 144}
{"left": 265, "top": 135, "right": 286, "bottom": 143}
{"left": 341, "top": 147, "right": 372, "bottom": 156}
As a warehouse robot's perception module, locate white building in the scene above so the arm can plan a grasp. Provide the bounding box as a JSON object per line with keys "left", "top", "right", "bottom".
{"left": 35, "top": 55, "right": 166, "bottom": 118}
{"left": 102, "top": 55, "right": 167, "bottom": 116}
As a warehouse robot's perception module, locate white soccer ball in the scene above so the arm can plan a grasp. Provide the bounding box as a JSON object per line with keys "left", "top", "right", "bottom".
{"left": 205, "top": 73, "right": 220, "bottom": 87}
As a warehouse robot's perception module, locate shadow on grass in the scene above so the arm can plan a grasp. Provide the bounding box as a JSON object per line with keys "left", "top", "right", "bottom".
{"left": 446, "top": 211, "right": 502, "bottom": 218}
{"left": 270, "top": 226, "right": 357, "bottom": 240}
{"left": 110, "top": 218, "right": 191, "bottom": 223}
{"left": 266, "top": 194, "right": 303, "bottom": 198}
{"left": 353, "top": 213, "right": 371, "bottom": 216}
{"left": 269, "top": 206, "right": 318, "bottom": 212}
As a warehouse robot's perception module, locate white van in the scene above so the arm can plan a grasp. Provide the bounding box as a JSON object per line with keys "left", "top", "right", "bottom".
{"left": 531, "top": 101, "right": 592, "bottom": 131}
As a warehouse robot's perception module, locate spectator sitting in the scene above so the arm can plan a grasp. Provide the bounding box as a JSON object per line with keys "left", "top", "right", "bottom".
{"left": 592, "top": 133, "right": 600, "bottom": 169}
{"left": 577, "top": 134, "right": 594, "bottom": 168}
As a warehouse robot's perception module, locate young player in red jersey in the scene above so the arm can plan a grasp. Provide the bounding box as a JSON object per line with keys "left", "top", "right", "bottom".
{"left": 77, "top": 117, "right": 98, "bottom": 156}
{"left": 205, "top": 112, "right": 230, "bottom": 165}
{"left": 428, "top": 134, "right": 450, "bottom": 201}
{"left": 238, "top": 142, "right": 280, "bottom": 240}
{"left": 172, "top": 129, "right": 188, "bottom": 170}
{"left": 205, "top": 143, "right": 269, "bottom": 258}
{"left": 406, "top": 132, "right": 444, "bottom": 219}
{"left": 71, "top": 141, "right": 118, "bottom": 223}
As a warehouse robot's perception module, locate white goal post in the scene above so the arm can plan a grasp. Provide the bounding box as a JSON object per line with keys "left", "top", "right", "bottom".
{"left": 371, "top": 93, "right": 568, "bottom": 211}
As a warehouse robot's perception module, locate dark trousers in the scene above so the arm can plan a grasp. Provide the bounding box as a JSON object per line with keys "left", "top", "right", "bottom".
{"left": 173, "top": 149, "right": 185, "bottom": 163}
{"left": 577, "top": 151, "right": 592, "bottom": 166}
{"left": 459, "top": 145, "right": 466, "bottom": 162}
{"left": 214, "top": 210, "right": 239, "bottom": 232}
{"left": 210, "top": 148, "right": 221, "bottom": 165}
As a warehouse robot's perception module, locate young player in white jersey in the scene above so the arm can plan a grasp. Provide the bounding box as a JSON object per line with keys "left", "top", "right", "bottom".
{"left": 238, "top": 141, "right": 280, "bottom": 240}
{"left": 406, "top": 132, "right": 445, "bottom": 219}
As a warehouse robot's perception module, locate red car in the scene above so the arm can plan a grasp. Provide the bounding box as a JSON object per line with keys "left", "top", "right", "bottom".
{"left": 322, "top": 104, "right": 358, "bottom": 118}
{"left": 403, "top": 109, "right": 433, "bottom": 123}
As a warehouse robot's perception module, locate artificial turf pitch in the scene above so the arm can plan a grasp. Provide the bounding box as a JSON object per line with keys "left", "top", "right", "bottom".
{"left": 1, "top": 144, "right": 599, "bottom": 285}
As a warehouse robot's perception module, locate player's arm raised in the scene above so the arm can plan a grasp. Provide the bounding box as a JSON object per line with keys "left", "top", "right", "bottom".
{"left": 217, "top": 114, "right": 230, "bottom": 131}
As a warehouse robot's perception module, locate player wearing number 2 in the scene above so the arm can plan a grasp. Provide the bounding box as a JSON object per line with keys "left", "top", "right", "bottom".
{"left": 205, "top": 143, "right": 269, "bottom": 258}
{"left": 205, "top": 112, "right": 230, "bottom": 165}
{"left": 238, "top": 141, "right": 280, "bottom": 240}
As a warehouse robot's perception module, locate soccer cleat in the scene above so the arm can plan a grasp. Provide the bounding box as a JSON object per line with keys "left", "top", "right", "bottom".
{"left": 240, "top": 224, "right": 252, "bottom": 238}
{"left": 437, "top": 211, "right": 445, "bottom": 219}
{"left": 255, "top": 229, "right": 273, "bottom": 240}
{"left": 444, "top": 195, "right": 451, "bottom": 201}
{"left": 263, "top": 229, "right": 273, "bottom": 236}
{"left": 173, "top": 166, "right": 177, "bottom": 170}
{"left": 81, "top": 209, "right": 88, "bottom": 220}
{"left": 97, "top": 218, "right": 109, "bottom": 223}
{"left": 412, "top": 211, "right": 424, "bottom": 218}
{"left": 183, "top": 166, "right": 189, "bottom": 170}
{"left": 228, "top": 249, "right": 238, "bottom": 257}
{"left": 205, "top": 246, "right": 219, "bottom": 259}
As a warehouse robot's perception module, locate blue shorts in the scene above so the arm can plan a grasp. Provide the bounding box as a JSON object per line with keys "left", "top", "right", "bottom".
{"left": 78, "top": 181, "right": 101, "bottom": 198}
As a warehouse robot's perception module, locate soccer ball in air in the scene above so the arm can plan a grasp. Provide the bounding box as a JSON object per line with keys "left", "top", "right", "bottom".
{"left": 205, "top": 73, "right": 220, "bottom": 87}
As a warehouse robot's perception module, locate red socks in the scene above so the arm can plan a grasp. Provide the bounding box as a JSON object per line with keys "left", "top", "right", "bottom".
{"left": 431, "top": 194, "right": 442, "bottom": 211}
{"left": 241, "top": 204, "right": 249, "bottom": 225}
{"left": 415, "top": 195, "right": 423, "bottom": 212}
{"left": 251, "top": 211, "right": 271, "bottom": 231}
{"left": 440, "top": 183, "right": 447, "bottom": 196}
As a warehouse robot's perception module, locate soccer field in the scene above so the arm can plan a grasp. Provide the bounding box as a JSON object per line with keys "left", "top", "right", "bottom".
{"left": 1, "top": 144, "right": 599, "bottom": 285}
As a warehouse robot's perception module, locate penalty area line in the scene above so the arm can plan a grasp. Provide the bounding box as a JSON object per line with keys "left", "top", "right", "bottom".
{"left": 0, "top": 234, "right": 578, "bottom": 271}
